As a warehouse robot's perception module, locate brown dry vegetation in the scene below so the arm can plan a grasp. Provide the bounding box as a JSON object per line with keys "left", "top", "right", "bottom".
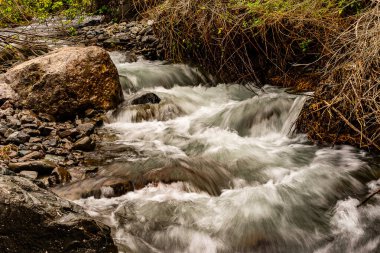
{"left": 298, "top": 2, "right": 380, "bottom": 151}
{"left": 132, "top": 0, "right": 361, "bottom": 83}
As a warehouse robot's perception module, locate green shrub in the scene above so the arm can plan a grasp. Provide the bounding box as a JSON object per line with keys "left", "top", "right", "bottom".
{"left": 0, "top": 0, "right": 93, "bottom": 27}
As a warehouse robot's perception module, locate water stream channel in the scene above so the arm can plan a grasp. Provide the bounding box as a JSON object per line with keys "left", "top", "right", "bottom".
{"left": 67, "top": 52, "right": 379, "bottom": 253}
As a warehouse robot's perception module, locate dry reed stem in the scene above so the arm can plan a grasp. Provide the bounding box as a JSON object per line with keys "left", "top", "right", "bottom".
{"left": 298, "top": 1, "right": 380, "bottom": 150}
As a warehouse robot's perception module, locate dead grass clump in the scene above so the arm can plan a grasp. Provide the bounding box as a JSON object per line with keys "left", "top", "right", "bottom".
{"left": 0, "top": 144, "right": 18, "bottom": 161}
{"left": 297, "top": 1, "right": 380, "bottom": 150}
{"left": 134, "top": 0, "right": 356, "bottom": 84}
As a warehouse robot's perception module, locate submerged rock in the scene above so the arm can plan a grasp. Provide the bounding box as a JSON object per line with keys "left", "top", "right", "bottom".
{"left": 130, "top": 92, "right": 161, "bottom": 105}
{"left": 4, "top": 46, "right": 123, "bottom": 119}
{"left": 0, "top": 174, "right": 117, "bottom": 253}
{"left": 113, "top": 101, "right": 183, "bottom": 123}
{"left": 54, "top": 157, "right": 233, "bottom": 200}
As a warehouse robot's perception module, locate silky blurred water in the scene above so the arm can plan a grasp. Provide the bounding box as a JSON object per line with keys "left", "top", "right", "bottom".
{"left": 72, "top": 52, "right": 380, "bottom": 253}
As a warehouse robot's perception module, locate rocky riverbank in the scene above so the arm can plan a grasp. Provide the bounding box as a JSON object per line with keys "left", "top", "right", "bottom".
{"left": 0, "top": 101, "right": 105, "bottom": 185}
{"left": 79, "top": 20, "right": 163, "bottom": 61}
{"left": 0, "top": 17, "right": 163, "bottom": 73}
{"left": 0, "top": 45, "right": 123, "bottom": 251}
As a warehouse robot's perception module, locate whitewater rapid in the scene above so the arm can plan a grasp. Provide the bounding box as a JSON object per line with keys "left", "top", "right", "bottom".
{"left": 72, "top": 52, "right": 380, "bottom": 253}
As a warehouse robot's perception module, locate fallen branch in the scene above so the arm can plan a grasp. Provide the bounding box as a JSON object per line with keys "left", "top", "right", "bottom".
{"left": 357, "top": 188, "right": 380, "bottom": 207}
{"left": 326, "top": 101, "right": 380, "bottom": 151}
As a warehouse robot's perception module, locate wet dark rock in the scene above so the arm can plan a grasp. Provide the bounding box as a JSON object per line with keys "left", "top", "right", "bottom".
{"left": 0, "top": 174, "right": 117, "bottom": 253}
{"left": 73, "top": 136, "right": 96, "bottom": 151}
{"left": 8, "top": 159, "right": 56, "bottom": 174}
{"left": 81, "top": 180, "right": 135, "bottom": 199}
{"left": 113, "top": 101, "right": 182, "bottom": 123}
{"left": 130, "top": 92, "right": 161, "bottom": 105}
{"left": 6, "top": 131, "right": 30, "bottom": 144}
{"left": 4, "top": 46, "right": 123, "bottom": 119}
{"left": 84, "top": 167, "right": 99, "bottom": 178}
{"left": 83, "top": 142, "right": 139, "bottom": 166}
{"left": 39, "top": 125, "right": 55, "bottom": 136}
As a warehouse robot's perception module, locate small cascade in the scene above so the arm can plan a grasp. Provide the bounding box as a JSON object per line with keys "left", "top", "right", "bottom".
{"left": 109, "top": 51, "right": 211, "bottom": 92}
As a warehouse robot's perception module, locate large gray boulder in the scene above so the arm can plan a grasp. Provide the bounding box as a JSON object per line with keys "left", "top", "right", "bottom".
{"left": 0, "top": 173, "right": 118, "bottom": 253}
{"left": 4, "top": 46, "right": 123, "bottom": 119}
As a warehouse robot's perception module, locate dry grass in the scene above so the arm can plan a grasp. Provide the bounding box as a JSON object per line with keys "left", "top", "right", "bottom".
{"left": 133, "top": 0, "right": 356, "bottom": 83}
{"left": 298, "top": 1, "right": 380, "bottom": 151}
{"left": 0, "top": 144, "right": 18, "bottom": 161}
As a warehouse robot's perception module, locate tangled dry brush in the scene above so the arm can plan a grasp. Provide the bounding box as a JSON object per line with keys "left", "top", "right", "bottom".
{"left": 298, "top": 1, "right": 380, "bottom": 151}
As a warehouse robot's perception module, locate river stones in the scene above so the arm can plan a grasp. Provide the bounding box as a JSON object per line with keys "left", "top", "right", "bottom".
{"left": 8, "top": 159, "right": 57, "bottom": 174}
{"left": 77, "top": 122, "right": 95, "bottom": 136}
{"left": 6, "top": 131, "right": 30, "bottom": 144}
{"left": 0, "top": 173, "right": 117, "bottom": 253}
{"left": 73, "top": 136, "right": 96, "bottom": 151}
{"left": 3, "top": 46, "right": 123, "bottom": 119}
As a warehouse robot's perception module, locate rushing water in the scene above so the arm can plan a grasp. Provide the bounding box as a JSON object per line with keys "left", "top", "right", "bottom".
{"left": 71, "top": 52, "right": 380, "bottom": 253}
